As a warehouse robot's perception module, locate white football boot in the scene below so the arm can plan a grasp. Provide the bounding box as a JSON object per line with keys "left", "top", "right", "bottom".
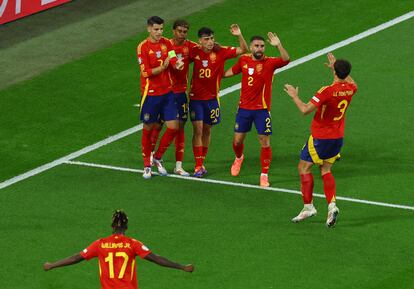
{"left": 142, "top": 167, "right": 152, "bottom": 179}
{"left": 174, "top": 162, "right": 190, "bottom": 177}
{"left": 291, "top": 204, "right": 317, "bottom": 223}
{"left": 326, "top": 202, "right": 339, "bottom": 228}
{"left": 153, "top": 158, "right": 168, "bottom": 176}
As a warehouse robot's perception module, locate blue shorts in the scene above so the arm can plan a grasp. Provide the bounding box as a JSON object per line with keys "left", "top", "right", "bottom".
{"left": 174, "top": 92, "right": 189, "bottom": 122}
{"left": 300, "top": 135, "right": 343, "bottom": 165}
{"left": 140, "top": 92, "right": 178, "bottom": 124}
{"left": 189, "top": 99, "right": 221, "bottom": 125}
{"left": 234, "top": 108, "right": 272, "bottom": 135}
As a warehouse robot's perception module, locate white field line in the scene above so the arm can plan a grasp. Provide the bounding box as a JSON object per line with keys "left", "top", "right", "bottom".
{"left": 66, "top": 160, "right": 414, "bottom": 211}
{"left": 1, "top": 10, "right": 413, "bottom": 190}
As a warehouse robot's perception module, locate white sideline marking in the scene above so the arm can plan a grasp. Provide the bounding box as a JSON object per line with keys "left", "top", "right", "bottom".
{"left": 66, "top": 160, "right": 414, "bottom": 211}
{"left": 0, "top": 125, "right": 142, "bottom": 190}
{"left": 1, "top": 10, "right": 413, "bottom": 190}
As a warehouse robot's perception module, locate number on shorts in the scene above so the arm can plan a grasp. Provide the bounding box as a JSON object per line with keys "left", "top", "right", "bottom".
{"left": 210, "top": 108, "right": 220, "bottom": 119}
{"left": 265, "top": 117, "right": 271, "bottom": 128}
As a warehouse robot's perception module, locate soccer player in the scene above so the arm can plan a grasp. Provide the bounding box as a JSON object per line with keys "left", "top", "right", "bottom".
{"left": 149, "top": 19, "right": 198, "bottom": 177}
{"left": 224, "top": 32, "right": 290, "bottom": 187}
{"left": 189, "top": 24, "right": 248, "bottom": 177}
{"left": 43, "top": 210, "right": 194, "bottom": 289}
{"left": 284, "top": 52, "right": 357, "bottom": 228}
{"left": 137, "top": 16, "right": 184, "bottom": 179}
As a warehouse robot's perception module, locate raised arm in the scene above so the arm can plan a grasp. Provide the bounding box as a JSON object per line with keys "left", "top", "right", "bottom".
{"left": 284, "top": 84, "right": 316, "bottom": 115}
{"left": 230, "top": 24, "right": 248, "bottom": 55}
{"left": 267, "top": 32, "right": 289, "bottom": 61}
{"left": 144, "top": 252, "right": 194, "bottom": 272}
{"left": 43, "top": 253, "right": 85, "bottom": 271}
{"left": 325, "top": 52, "right": 355, "bottom": 84}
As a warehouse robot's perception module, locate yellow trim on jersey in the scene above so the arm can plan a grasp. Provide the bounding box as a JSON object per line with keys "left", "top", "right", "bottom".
{"left": 308, "top": 135, "right": 341, "bottom": 165}
{"left": 130, "top": 259, "right": 136, "bottom": 280}
{"left": 99, "top": 261, "right": 102, "bottom": 276}
{"left": 317, "top": 86, "right": 329, "bottom": 94}
{"left": 216, "top": 78, "right": 221, "bottom": 106}
{"left": 261, "top": 85, "right": 267, "bottom": 109}
{"left": 140, "top": 79, "right": 150, "bottom": 111}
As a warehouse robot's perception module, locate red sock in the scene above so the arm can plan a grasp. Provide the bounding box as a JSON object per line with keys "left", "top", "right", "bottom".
{"left": 150, "top": 126, "right": 162, "bottom": 152}
{"left": 260, "top": 146, "right": 272, "bottom": 174}
{"left": 233, "top": 142, "right": 244, "bottom": 158}
{"left": 322, "top": 172, "right": 336, "bottom": 203}
{"left": 193, "top": 146, "right": 203, "bottom": 168}
{"left": 154, "top": 128, "right": 178, "bottom": 159}
{"left": 142, "top": 128, "right": 152, "bottom": 167}
{"left": 202, "top": 146, "right": 209, "bottom": 165}
{"left": 300, "top": 173, "right": 314, "bottom": 204}
{"left": 175, "top": 128, "right": 185, "bottom": 162}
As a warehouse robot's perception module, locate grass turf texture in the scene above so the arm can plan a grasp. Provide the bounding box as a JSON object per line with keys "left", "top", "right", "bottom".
{"left": 1, "top": 0, "right": 414, "bottom": 288}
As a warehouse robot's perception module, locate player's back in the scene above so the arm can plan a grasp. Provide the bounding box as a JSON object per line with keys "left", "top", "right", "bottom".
{"left": 311, "top": 81, "right": 357, "bottom": 139}
{"left": 83, "top": 234, "right": 151, "bottom": 289}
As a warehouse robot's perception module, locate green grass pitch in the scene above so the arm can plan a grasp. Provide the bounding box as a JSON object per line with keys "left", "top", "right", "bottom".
{"left": 0, "top": 1, "right": 413, "bottom": 289}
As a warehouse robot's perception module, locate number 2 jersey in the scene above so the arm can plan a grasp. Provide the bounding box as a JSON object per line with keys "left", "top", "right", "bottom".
{"left": 80, "top": 234, "right": 152, "bottom": 289}
{"left": 310, "top": 81, "right": 358, "bottom": 139}
{"left": 231, "top": 54, "right": 289, "bottom": 110}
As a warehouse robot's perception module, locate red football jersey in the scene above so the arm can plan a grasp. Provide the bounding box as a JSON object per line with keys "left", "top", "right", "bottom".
{"left": 169, "top": 39, "right": 198, "bottom": 93}
{"left": 137, "top": 37, "right": 176, "bottom": 97}
{"left": 232, "top": 54, "right": 289, "bottom": 110}
{"left": 310, "top": 82, "right": 358, "bottom": 139}
{"left": 189, "top": 46, "right": 238, "bottom": 100}
{"left": 80, "top": 234, "right": 152, "bottom": 289}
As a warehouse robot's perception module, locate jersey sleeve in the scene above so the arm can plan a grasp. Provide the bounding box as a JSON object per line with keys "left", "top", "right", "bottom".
{"left": 311, "top": 86, "right": 330, "bottom": 107}
{"left": 231, "top": 57, "right": 242, "bottom": 75}
{"left": 224, "top": 46, "right": 238, "bottom": 60}
{"left": 132, "top": 239, "right": 152, "bottom": 259}
{"left": 137, "top": 42, "right": 152, "bottom": 78}
{"left": 80, "top": 240, "right": 100, "bottom": 260}
{"left": 270, "top": 57, "right": 290, "bottom": 70}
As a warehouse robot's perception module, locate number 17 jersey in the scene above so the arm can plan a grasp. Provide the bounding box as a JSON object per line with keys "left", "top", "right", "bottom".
{"left": 80, "top": 234, "right": 152, "bottom": 289}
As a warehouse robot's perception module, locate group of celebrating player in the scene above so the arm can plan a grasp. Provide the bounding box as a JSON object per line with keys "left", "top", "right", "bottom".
{"left": 43, "top": 15, "right": 357, "bottom": 289}
{"left": 137, "top": 16, "right": 357, "bottom": 227}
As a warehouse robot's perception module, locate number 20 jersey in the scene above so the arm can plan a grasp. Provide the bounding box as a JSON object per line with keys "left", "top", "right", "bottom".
{"left": 310, "top": 82, "right": 358, "bottom": 139}
{"left": 189, "top": 46, "right": 237, "bottom": 101}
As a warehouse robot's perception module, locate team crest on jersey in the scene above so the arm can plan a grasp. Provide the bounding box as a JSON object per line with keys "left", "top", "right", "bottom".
{"left": 177, "top": 53, "right": 183, "bottom": 60}
{"left": 202, "top": 60, "right": 209, "bottom": 67}
{"left": 160, "top": 44, "right": 167, "bottom": 53}
{"left": 156, "top": 51, "right": 162, "bottom": 58}
{"left": 209, "top": 52, "right": 216, "bottom": 62}
{"left": 248, "top": 67, "right": 254, "bottom": 75}
{"left": 144, "top": 113, "right": 150, "bottom": 121}
{"left": 256, "top": 64, "right": 263, "bottom": 73}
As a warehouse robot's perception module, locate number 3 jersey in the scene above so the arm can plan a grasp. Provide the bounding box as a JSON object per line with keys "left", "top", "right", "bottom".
{"left": 231, "top": 54, "right": 289, "bottom": 110}
{"left": 80, "top": 234, "right": 152, "bottom": 289}
{"left": 189, "top": 45, "right": 238, "bottom": 101}
{"left": 310, "top": 82, "right": 358, "bottom": 139}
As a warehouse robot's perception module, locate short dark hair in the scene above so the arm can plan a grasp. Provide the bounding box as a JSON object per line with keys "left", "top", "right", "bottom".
{"left": 112, "top": 209, "right": 128, "bottom": 229}
{"left": 250, "top": 35, "right": 265, "bottom": 43}
{"left": 334, "top": 59, "right": 352, "bottom": 79}
{"left": 147, "top": 16, "right": 164, "bottom": 26}
{"left": 198, "top": 27, "right": 214, "bottom": 38}
{"left": 173, "top": 19, "right": 189, "bottom": 29}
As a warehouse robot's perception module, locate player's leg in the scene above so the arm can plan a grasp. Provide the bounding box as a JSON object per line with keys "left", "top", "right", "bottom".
{"left": 201, "top": 124, "right": 211, "bottom": 166}
{"left": 254, "top": 110, "right": 272, "bottom": 187}
{"left": 190, "top": 100, "right": 206, "bottom": 176}
{"left": 150, "top": 121, "right": 163, "bottom": 166}
{"left": 258, "top": 135, "right": 271, "bottom": 187}
{"left": 292, "top": 136, "right": 318, "bottom": 222}
{"left": 320, "top": 161, "right": 339, "bottom": 227}
{"left": 140, "top": 96, "right": 163, "bottom": 179}
{"left": 153, "top": 93, "right": 179, "bottom": 176}
{"left": 231, "top": 108, "right": 251, "bottom": 176}
{"left": 174, "top": 92, "right": 190, "bottom": 176}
